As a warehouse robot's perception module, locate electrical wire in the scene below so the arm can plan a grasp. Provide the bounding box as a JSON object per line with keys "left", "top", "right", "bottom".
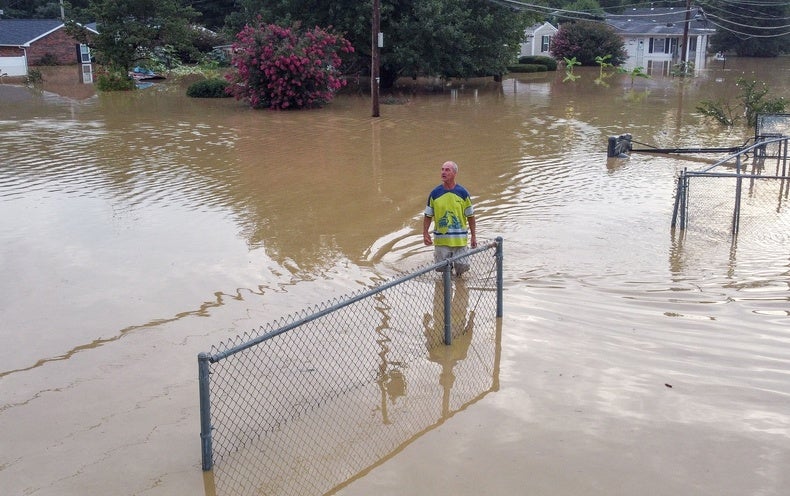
{"left": 704, "top": 12, "right": 790, "bottom": 31}
{"left": 486, "top": 0, "right": 790, "bottom": 40}
{"left": 705, "top": 18, "right": 790, "bottom": 38}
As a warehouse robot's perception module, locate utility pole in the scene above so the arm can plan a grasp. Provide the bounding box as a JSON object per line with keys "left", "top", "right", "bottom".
{"left": 371, "top": 0, "right": 380, "bottom": 117}
{"left": 60, "top": 0, "right": 65, "bottom": 20}
{"left": 680, "top": 0, "right": 691, "bottom": 73}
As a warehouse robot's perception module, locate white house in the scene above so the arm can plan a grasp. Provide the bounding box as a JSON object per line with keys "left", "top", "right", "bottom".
{"left": 605, "top": 6, "right": 716, "bottom": 73}
{"left": 520, "top": 22, "right": 558, "bottom": 58}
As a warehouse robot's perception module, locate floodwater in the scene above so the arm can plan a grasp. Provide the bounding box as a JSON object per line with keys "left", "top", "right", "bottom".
{"left": 1, "top": 57, "right": 789, "bottom": 496}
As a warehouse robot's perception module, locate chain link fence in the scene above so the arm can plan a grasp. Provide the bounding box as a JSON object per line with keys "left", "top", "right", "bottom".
{"left": 673, "top": 136, "right": 790, "bottom": 237}
{"left": 199, "top": 238, "right": 503, "bottom": 495}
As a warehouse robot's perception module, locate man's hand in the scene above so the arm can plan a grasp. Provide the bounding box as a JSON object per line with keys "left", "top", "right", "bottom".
{"left": 423, "top": 216, "right": 433, "bottom": 246}
{"left": 468, "top": 216, "right": 477, "bottom": 248}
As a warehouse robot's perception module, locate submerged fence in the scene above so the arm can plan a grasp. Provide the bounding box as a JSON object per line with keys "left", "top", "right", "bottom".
{"left": 672, "top": 135, "right": 790, "bottom": 236}
{"left": 198, "top": 238, "right": 503, "bottom": 495}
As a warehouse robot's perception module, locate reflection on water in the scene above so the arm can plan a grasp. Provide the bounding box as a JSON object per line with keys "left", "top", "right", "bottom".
{"left": 1, "top": 58, "right": 789, "bottom": 495}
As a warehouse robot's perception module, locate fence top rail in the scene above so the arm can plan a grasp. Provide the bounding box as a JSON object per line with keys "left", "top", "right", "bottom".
{"left": 684, "top": 171, "right": 790, "bottom": 180}
{"left": 203, "top": 238, "right": 501, "bottom": 363}
{"left": 698, "top": 135, "right": 789, "bottom": 174}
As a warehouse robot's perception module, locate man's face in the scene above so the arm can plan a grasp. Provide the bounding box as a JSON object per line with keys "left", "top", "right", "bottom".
{"left": 441, "top": 163, "right": 456, "bottom": 184}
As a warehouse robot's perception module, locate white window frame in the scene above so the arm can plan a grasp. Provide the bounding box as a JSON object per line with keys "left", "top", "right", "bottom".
{"left": 79, "top": 44, "right": 91, "bottom": 63}
{"left": 541, "top": 35, "right": 551, "bottom": 53}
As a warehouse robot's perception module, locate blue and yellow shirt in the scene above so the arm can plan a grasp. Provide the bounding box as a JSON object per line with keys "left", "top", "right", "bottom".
{"left": 424, "top": 184, "right": 474, "bottom": 247}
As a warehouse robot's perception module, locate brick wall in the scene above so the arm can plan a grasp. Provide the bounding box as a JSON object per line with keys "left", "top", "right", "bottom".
{"left": 0, "top": 46, "right": 25, "bottom": 57}
{"left": 27, "top": 28, "right": 82, "bottom": 66}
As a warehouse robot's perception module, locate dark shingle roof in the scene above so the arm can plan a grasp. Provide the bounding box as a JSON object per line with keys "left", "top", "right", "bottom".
{"left": 605, "top": 7, "right": 715, "bottom": 37}
{"left": 0, "top": 19, "right": 64, "bottom": 46}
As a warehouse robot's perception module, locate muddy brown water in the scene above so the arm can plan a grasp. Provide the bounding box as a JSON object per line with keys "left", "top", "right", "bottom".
{"left": 1, "top": 58, "right": 789, "bottom": 495}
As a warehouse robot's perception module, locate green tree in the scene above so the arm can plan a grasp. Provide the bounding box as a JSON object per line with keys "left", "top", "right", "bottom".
{"left": 596, "top": 0, "right": 627, "bottom": 14}
{"left": 0, "top": 0, "right": 57, "bottom": 18}
{"left": 704, "top": 0, "right": 790, "bottom": 57}
{"left": 75, "top": 0, "right": 198, "bottom": 71}
{"left": 563, "top": 0, "right": 604, "bottom": 17}
{"left": 187, "top": 0, "right": 235, "bottom": 30}
{"left": 550, "top": 20, "right": 626, "bottom": 66}
{"left": 697, "top": 77, "right": 787, "bottom": 127}
{"left": 382, "top": 0, "right": 532, "bottom": 84}
{"left": 0, "top": 0, "right": 92, "bottom": 20}
{"left": 223, "top": 0, "right": 535, "bottom": 89}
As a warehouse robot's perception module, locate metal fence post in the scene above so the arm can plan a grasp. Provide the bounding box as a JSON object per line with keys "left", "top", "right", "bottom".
{"left": 198, "top": 353, "right": 214, "bottom": 471}
{"left": 443, "top": 262, "right": 452, "bottom": 345}
{"left": 672, "top": 169, "right": 688, "bottom": 229}
{"left": 679, "top": 169, "right": 688, "bottom": 229}
{"left": 733, "top": 176, "right": 742, "bottom": 236}
{"left": 495, "top": 237, "right": 503, "bottom": 318}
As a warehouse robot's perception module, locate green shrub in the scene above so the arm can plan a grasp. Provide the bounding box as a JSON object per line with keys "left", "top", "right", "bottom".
{"left": 517, "top": 55, "right": 558, "bottom": 71}
{"left": 186, "top": 78, "right": 230, "bottom": 98}
{"left": 506, "top": 64, "right": 548, "bottom": 74}
{"left": 551, "top": 21, "right": 627, "bottom": 66}
{"left": 697, "top": 77, "right": 787, "bottom": 127}
{"left": 26, "top": 69, "right": 43, "bottom": 85}
{"left": 38, "top": 53, "right": 60, "bottom": 66}
{"left": 96, "top": 71, "right": 136, "bottom": 91}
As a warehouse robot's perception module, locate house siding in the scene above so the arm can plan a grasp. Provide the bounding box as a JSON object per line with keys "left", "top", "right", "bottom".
{"left": 621, "top": 34, "right": 708, "bottom": 71}
{"left": 520, "top": 22, "right": 558, "bottom": 58}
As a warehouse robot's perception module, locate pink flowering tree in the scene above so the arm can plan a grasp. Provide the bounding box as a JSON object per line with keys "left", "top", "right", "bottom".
{"left": 226, "top": 21, "right": 354, "bottom": 110}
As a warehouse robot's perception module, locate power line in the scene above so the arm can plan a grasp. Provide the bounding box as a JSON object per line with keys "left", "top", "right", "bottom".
{"left": 606, "top": 8, "right": 700, "bottom": 19}
{"left": 705, "top": 18, "right": 790, "bottom": 39}
{"left": 705, "top": 11, "right": 790, "bottom": 30}
{"left": 488, "top": 0, "right": 790, "bottom": 39}
{"left": 700, "top": 0, "right": 790, "bottom": 19}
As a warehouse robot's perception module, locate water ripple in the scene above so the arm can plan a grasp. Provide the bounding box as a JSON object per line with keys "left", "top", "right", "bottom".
{"left": 1, "top": 116, "right": 240, "bottom": 215}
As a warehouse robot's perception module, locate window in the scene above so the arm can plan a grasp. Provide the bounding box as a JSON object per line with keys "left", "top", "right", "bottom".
{"left": 541, "top": 35, "right": 551, "bottom": 53}
{"left": 647, "top": 38, "right": 664, "bottom": 53}
{"left": 81, "top": 63, "right": 93, "bottom": 83}
{"left": 79, "top": 44, "right": 91, "bottom": 63}
{"left": 648, "top": 38, "right": 670, "bottom": 54}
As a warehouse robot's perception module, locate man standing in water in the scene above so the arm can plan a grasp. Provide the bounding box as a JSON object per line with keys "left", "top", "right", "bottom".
{"left": 423, "top": 160, "right": 477, "bottom": 276}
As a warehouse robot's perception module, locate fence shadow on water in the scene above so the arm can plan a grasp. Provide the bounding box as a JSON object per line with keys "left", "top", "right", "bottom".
{"left": 199, "top": 238, "right": 503, "bottom": 496}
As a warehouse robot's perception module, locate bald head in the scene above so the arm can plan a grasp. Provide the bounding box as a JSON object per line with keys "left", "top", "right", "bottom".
{"left": 443, "top": 161, "right": 458, "bottom": 173}
{"left": 440, "top": 161, "right": 458, "bottom": 188}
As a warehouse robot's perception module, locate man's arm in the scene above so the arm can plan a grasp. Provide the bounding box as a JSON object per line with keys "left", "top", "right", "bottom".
{"left": 423, "top": 216, "right": 433, "bottom": 245}
{"left": 468, "top": 216, "right": 477, "bottom": 248}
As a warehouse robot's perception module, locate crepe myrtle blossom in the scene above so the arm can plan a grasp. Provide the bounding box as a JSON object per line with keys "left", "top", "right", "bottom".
{"left": 226, "top": 20, "right": 354, "bottom": 110}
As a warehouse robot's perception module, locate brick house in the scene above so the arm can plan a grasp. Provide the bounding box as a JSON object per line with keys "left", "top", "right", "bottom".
{"left": 0, "top": 19, "right": 97, "bottom": 77}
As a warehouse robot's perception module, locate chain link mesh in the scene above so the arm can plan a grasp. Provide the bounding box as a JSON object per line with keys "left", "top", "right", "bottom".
{"left": 684, "top": 164, "right": 790, "bottom": 238}
{"left": 676, "top": 116, "right": 790, "bottom": 238}
{"left": 756, "top": 114, "right": 790, "bottom": 140}
{"left": 201, "top": 241, "right": 502, "bottom": 495}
